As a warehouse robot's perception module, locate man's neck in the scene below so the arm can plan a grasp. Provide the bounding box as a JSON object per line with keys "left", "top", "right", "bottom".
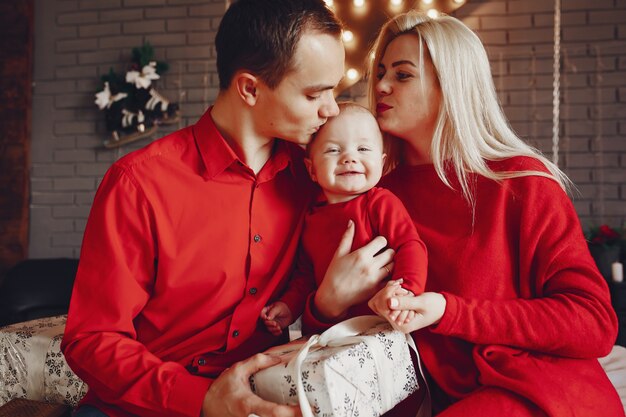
{"left": 210, "top": 95, "right": 274, "bottom": 175}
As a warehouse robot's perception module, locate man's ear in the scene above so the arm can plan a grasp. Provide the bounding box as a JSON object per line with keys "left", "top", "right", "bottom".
{"left": 304, "top": 158, "right": 317, "bottom": 182}
{"left": 381, "top": 153, "right": 387, "bottom": 165}
{"left": 235, "top": 72, "right": 259, "bottom": 106}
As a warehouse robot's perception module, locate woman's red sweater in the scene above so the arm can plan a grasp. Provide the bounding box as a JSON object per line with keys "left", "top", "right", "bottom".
{"left": 377, "top": 156, "right": 622, "bottom": 416}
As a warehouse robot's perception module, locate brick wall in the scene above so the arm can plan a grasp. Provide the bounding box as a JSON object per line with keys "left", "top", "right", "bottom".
{"left": 30, "top": 0, "right": 225, "bottom": 258}
{"left": 453, "top": 0, "right": 626, "bottom": 230}
{"left": 29, "top": 0, "right": 625, "bottom": 258}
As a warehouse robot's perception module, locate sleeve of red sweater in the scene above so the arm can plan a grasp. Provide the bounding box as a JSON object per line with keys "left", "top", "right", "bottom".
{"left": 61, "top": 166, "right": 211, "bottom": 417}
{"left": 278, "top": 245, "right": 317, "bottom": 321}
{"left": 432, "top": 175, "right": 618, "bottom": 358}
{"left": 369, "top": 189, "right": 428, "bottom": 295}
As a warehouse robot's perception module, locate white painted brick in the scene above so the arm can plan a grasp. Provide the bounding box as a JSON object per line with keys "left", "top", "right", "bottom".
{"left": 188, "top": 3, "right": 228, "bottom": 16}
{"left": 148, "top": 33, "right": 186, "bottom": 46}
{"left": 55, "top": 149, "right": 95, "bottom": 162}
{"left": 145, "top": 6, "right": 187, "bottom": 18}
{"left": 58, "top": 11, "right": 98, "bottom": 25}
{"left": 75, "top": 191, "right": 97, "bottom": 205}
{"left": 54, "top": 121, "right": 95, "bottom": 135}
{"left": 54, "top": 178, "right": 95, "bottom": 191}
{"left": 31, "top": 192, "right": 75, "bottom": 205}
{"left": 76, "top": 162, "right": 111, "bottom": 176}
{"left": 79, "top": 23, "right": 121, "bottom": 38}
{"left": 124, "top": 0, "right": 165, "bottom": 6}
{"left": 79, "top": 0, "right": 122, "bottom": 10}
{"left": 563, "top": 0, "right": 615, "bottom": 11}
{"left": 572, "top": 200, "right": 592, "bottom": 216}
{"left": 123, "top": 19, "right": 165, "bottom": 34}
{"left": 166, "top": 45, "right": 211, "bottom": 60}
{"left": 566, "top": 168, "right": 592, "bottom": 183}
{"left": 52, "top": 205, "right": 92, "bottom": 219}
{"left": 55, "top": 65, "right": 98, "bottom": 79}
{"left": 52, "top": 232, "right": 84, "bottom": 247}
{"left": 168, "top": 0, "right": 214, "bottom": 5}
{"left": 99, "top": 8, "right": 144, "bottom": 22}
{"left": 32, "top": 164, "right": 75, "bottom": 177}
{"left": 98, "top": 35, "right": 144, "bottom": 49}
{"left": 167, "top": 17, "right": 212, "bottom": 32}
{"left": 187, "top": 32, "right": 215, "bottom": 45}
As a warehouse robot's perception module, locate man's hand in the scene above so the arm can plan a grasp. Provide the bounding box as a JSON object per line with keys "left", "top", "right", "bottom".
{"left": 261, "top": 302, "right": 293, "bottom": 336}
{"left": 202, "top": 354, "right": 302, "bottom": 417}
{"left": 314, "top": 220, "right": 395, "bottom": 321}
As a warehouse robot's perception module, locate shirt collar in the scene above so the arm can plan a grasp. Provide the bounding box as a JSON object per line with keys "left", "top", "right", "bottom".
{"left": 193, "top": 107, "right": 297, "bottom": 181}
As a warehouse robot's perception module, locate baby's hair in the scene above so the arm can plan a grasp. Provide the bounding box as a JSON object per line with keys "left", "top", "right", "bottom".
{"left": 306, "top": 101, "right": 379, "bottom": 155}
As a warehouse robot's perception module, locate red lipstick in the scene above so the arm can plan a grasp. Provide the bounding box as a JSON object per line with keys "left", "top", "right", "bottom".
{"left": 376, "top": 103, "right": 391, "bottom": 114}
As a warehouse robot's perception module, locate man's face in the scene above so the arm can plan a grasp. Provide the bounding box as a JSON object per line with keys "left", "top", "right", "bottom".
{"left": 254, "top": 31, "right": 345, "bottom": 145}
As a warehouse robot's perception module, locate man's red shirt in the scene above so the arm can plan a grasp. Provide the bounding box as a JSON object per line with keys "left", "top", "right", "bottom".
{"left": 62, "top": 108, "right": 315, "bottom": 417}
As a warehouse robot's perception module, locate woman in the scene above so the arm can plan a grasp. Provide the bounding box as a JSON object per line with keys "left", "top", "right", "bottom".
{"left": 304, "top": 11, "right": 623, "bottom": 417}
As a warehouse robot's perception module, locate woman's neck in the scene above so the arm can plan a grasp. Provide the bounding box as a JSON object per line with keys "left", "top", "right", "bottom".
{"left": 401, "top": 139, "right": 432, "bottom": 166}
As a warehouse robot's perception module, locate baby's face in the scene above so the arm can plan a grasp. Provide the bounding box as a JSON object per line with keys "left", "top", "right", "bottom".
{"left": 307, "top": 110, "right": 386, "bottom": 204}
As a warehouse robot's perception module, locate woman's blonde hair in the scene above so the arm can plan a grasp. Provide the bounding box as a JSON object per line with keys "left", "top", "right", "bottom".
{"left": 367, "top": 11, "right": 571, "bottom": 207}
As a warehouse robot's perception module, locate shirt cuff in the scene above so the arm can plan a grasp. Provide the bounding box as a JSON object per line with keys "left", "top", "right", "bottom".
{"left": 167, "top": 371, "right": 213, "bottom": 417}
{"left": 301, "top": 292, "right": 339, "bottom": 335}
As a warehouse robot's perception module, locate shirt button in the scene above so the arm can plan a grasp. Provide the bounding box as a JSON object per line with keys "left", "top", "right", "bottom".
{"left": 253, "top": 234, "right": 262, "bottom": 243}
{"left": 232, "top": 330, "right": 240, "bottom": 338}
{"left": 249, "top": 287, "right": 258, "bottom": 295}
{"left": 198, "top": 358, "right": 206, "bottom": 366}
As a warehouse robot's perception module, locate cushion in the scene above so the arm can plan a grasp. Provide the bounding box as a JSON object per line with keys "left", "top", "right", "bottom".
{"left": 0, "top": 315, "right": 86, "bottom": 407}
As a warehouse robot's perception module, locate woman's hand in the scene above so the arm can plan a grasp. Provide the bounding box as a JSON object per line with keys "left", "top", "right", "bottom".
{"left": 313, "top": 220, "right": 395, "bottom": 321}
{"left": 202, "top": 354, "right": 302, "bottom": 417}
{"left": 369, "top": 280, "right": 447, "bottom": 334}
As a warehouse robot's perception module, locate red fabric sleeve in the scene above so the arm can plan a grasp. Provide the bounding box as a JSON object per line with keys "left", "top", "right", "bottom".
{"left": 432, "top": 175, "right": 617, "bottom": 358}
{"left": 279, "top": 246, "right": 317, "bottom": 320}
{"left": 61, "top": 166, "right": 210, "bottom": 417}
{"left": 368, "top": 189, "right": 428, "bottom": 295}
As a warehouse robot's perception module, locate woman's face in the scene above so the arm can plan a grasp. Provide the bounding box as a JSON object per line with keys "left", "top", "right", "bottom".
{"left": 374, "top": 34, "right": 442, "bottom": 156}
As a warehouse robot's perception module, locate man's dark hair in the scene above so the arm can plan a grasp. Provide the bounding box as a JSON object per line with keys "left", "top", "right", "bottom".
{"left": 215, "top": 0, "right": 342, "bottom": 90}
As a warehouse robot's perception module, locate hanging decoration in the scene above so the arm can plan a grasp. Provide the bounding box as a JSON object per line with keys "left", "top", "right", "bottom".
{"left": 551, "top": 0, "right": 561, "bottom": 165}
{"left": 94, "top": 42, "right": 180, "bottom": 149}
{"left": 325, "top": 0, "right": 468, "bottom": 92}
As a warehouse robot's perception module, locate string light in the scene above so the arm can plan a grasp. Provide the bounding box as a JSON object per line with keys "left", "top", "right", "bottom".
{"left": 331, "top": 0, "right": 467, "bottom": 91}
{"left": 346, "top": 68, "right": 360, "bottom": 80}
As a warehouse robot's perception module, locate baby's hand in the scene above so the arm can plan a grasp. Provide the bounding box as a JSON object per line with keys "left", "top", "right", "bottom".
{"left": 393, "top": 308, "right": 416, "bottom": 327}
{"left": 261, "top": 301, "right": 293, "bottom": 336}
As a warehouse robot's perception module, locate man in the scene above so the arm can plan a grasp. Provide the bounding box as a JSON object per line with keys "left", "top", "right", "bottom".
{"left": 62, "top": 1, "right": 345, "bottom": 416}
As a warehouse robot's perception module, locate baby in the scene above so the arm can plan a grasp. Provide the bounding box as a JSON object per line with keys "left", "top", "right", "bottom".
{"left": 261, "top": 102, "right": 427, "bottom": 334}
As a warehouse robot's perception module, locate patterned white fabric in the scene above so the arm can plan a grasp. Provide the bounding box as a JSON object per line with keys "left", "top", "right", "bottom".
{"left": 0, "top": 315, "right": 87, "bottom": 407}
{"left": 0, "top": 314, "right": 624, "bottom": 415}
{"left": 250, "top": 317, "right": 420, "bottom": 417}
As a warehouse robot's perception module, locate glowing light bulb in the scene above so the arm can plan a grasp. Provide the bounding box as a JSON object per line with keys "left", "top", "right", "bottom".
{"left": 427, "top": 8, "right": 439, "bottom": 18}
{"left": 347, "top": 68, "right": 359, "bottom": 80}
{"left": 390, "top": 0, "right": 402, "bottom": 5}
{"left": 353, "top": 0, "right": 365, "bottom": 7}
{"left": 422, "top": 0, "right": 433, "bottom": 4}
{"left": 342, "top": 30, "right": 354, "bottom": 42}
{"left": 324, "top": 0, "right": 334, "bottom": 6}
{"left": 453, "top": 0, "right": 464, "bottom": 3}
